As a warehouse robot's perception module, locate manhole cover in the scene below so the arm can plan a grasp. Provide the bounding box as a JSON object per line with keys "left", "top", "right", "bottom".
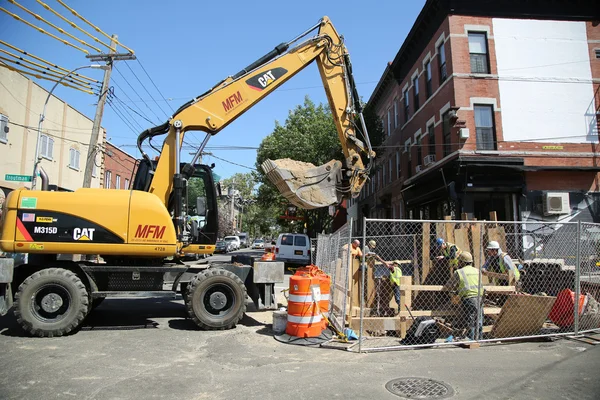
{"left": 385, "top": 378, "right": 454, "bottom": 399}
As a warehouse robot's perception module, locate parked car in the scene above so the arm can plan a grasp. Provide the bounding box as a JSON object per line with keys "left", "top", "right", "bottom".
{"left": 274, "top": 233, "right": 311, "bottom": 265}
{"left": 223, "top": 235, "right": 241, "bottom": 251}
{"left": 214, "top": 240, "right": 232, "bottom": 254}
{"left": 238, "top": 232, "right": 249, "bottom": 248}
{"left": 252, "top": 239, "right": 265, "bottom": 249}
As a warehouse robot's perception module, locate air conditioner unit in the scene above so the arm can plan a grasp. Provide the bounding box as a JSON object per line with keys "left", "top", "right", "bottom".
{"left": 543, "top": 192, "right": 570, "bottom": 215}
{"left": 415, "top": 165, "right": 423, "bottom": 173}
{"left": 423, "top": 154, "right": 436, "bottom": 166}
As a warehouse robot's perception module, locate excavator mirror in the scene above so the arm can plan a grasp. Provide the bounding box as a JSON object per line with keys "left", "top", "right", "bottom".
{"left": 196, "top": 197, "right": 207, "bottom": 216}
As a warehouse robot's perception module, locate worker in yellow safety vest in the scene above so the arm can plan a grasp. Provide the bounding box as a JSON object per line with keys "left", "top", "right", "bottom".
{"left": 389, "top": 260, "right": 404, "bottom": 314}
{"left": 482, "top": 240, "right": 520, "bottom": 283}
{"left": 443, "top": 251, "right": 483, "bottom": 340}
{"left": 436, "top": 238, "right": 462, "bottom": 268}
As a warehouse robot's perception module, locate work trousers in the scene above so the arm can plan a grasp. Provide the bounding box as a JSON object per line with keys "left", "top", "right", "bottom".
{"left": 462, "top": 296, "right": 483, "bottom": 340}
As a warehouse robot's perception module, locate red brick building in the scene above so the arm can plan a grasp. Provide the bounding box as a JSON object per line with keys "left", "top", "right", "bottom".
{"left": 350, "top": 0, "right": 600, "bottom": 233}
{"left": 104, "top": 142, "right": 137, "bottom": 190}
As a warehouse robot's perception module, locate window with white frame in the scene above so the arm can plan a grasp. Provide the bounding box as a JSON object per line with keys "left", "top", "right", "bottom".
{"left": 387, "top": 109, "right": 392, "bottom": 136}
{"left": 469, "top": 32, "right": 489, "bottom": 74}
{"left": 125, "top": 178, "right": 130, "bottom": 189}
{"left": 0, "top": 114, "right": 8, "bottom": 143}
{"left": 394, "top": 99, "right": 398, "bottom": 128}
{"left": 40, "top": 134, "right": 54, "bottom": 159}
{"left": 105, "top": 170, "right": 112, "bottom": 189}
{"left": 69, "top": 148, "right": 80, "bottom": 170}
{"left": 474, "top": 105, "right": 496, "bottom": 150}
{"left": 115, "top": 174, "right": 121, "bottom": 189}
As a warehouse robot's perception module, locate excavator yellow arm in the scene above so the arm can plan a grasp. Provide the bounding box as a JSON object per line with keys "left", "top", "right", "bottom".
{"left": 261, "top": 159, "right": 342, "bottom": 210}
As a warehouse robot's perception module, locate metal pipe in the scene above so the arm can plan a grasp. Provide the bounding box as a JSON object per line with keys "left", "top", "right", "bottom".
{"left": 38, "top": 166, "right": 49, "bottom": 191}
{"left": 189, "top": 133, "right": 211, "bottom": 166}
{"left": 175, "top": 126, "right": 181, "bottom": 174}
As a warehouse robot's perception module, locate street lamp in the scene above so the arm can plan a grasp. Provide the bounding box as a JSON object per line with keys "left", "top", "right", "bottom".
{"left": 31, "top": 64, "right": 108, "bottom": 190}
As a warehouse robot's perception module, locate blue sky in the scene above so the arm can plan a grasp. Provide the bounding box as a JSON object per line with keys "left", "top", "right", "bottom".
{"left": 1, "top": 0, "right": 425, "bottom": 180}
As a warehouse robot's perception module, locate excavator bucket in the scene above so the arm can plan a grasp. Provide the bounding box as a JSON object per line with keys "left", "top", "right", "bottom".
{"left": 261, "top": 159, "right": 342, "bottom": 210}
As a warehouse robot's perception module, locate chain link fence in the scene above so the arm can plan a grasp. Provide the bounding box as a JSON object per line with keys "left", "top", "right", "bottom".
{"left": 314, "top": 220, "right": 353, "bottom": 334}
{"left": 313, "top": 218, "right": 600, "bottom": 352}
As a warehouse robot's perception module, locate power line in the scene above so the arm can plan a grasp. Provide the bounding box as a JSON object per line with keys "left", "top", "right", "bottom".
{"left": 113, "top": 65, "right": 162, "bottom": 123}
{"left": 110, "top": 90, "right": 153, "bottom": 127}
{"left": 107, "top": 92, "right": 144, "bottom": 131}
{"left": 8, "top": 120, "right": 93, "bottom": 147}
{"left": 124, "top": 62, "right": 169, "bottom": 119}
{"left": 110, "top": 76, "right": 157, "bottom": 125}
{"left": 204, "top": 152, "right": 257, "bottom": 171}
{"left": 135, "top": 58, "right": 174, "bottom": 113}
{"left": 105, "top": 98, "right": 140, "bottom": 135}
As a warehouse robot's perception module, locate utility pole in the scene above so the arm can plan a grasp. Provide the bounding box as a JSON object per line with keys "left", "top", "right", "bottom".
{"left": 82, "top": 35, "right": 136, "bottom": 188}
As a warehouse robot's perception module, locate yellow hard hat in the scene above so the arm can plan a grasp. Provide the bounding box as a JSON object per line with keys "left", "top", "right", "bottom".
{"left": 458, "top": 252, "right": 473, "bottom": 263}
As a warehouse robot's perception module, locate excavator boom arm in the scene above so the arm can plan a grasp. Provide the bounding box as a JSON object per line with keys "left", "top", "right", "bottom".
{"left": 141, "top": 17, "right": 373, "bottom": 214}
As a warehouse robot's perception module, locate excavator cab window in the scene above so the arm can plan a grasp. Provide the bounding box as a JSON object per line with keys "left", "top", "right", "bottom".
{"left": 184, "top": 164, "right": 218, "bottom": 245}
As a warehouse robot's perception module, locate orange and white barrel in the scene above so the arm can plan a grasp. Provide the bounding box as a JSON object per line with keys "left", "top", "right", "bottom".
{"left": 286, "top": 273, "right": 324, "bottom": 338}
{"left": 318, "top": 272, "right": 331, "bottom": 329}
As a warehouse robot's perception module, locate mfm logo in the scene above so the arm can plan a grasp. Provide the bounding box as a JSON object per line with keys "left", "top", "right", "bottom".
{"left": 222, "top": 91, "right": 244, "bottom": 113}
{"left": 246, "top": 67, "right": 287, "bottom": 91}
{"left": 135, "top": 224, "right": 166, "bottom": 239}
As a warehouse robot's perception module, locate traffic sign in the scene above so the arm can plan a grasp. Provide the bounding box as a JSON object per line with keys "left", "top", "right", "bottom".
{"left": 5, "top": 174, "right": 32, "bottom": 182}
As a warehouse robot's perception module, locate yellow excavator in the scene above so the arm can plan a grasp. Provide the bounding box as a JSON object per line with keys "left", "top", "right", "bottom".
{"left": 0, "top": 17, "right": 374, "bottom": 336}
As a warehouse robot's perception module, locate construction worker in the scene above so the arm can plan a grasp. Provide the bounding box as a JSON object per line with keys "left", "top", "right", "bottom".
{"left": 390, "top": 260, "right": 404, "bottom": 314}
{"left": 436, "top": 238, "right": 462, "bottom": 268}
{"left": 482, "top": 241, "right": 520, "bottom": 283}
{"left": 365, "top": 240, "right": 392, "bottom": 315}
{"left": 443, "top": 251, "right": 483, "bottom": 340}
{"left": 350, "top": 239, "right": 363, "bottom": 259}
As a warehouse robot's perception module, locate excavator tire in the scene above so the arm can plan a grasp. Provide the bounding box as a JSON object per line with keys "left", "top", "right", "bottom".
{"left": 185, "top": 268, "right": 246, "bottom": 330}
{"left": 14, "top": 268, "right": 89, "bottom": 337}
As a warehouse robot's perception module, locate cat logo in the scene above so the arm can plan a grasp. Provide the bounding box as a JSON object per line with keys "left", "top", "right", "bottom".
{"left": 246, "top": 67, "right": 288, "bottom": 91}
{"left": 73, "top": 227, "right": 95, "bottom": 241}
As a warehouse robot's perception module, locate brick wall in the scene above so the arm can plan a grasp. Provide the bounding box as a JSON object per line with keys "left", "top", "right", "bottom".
{"left": 526, "top": 171, "right": 600, "bottom": 191}
{"left": 104, "top": 143, "right": 137, "bottom": 190}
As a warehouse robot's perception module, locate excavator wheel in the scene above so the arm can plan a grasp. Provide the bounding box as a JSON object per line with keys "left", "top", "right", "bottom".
{"left": 14, "top": 268, "right": 89, "bottom": 337}
{"left": 185, "top": 268, "right": 246, "bottom": 330}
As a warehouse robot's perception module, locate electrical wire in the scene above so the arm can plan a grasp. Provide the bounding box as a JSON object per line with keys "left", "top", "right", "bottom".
{"left": 107, "top": 92, "right": 144, "bottom": 131}
{"left": 110, "top": 76, "right": 157, "bottom": 125}
{"left": 8, "top": 120, "right": 93, "bottom": 146}
{"left": 105, "top": 98, "right": 141, "bottom": 135}
{"left": 124, "top": 62, "right": 169, "bottom": 119}
{"left": 204, "top": 152, "right": 257, "bottom": 171}
{"left": 35, "top": 0, "right": 115, "bottom": 52}
{"left": 6, "top": 0, "right": 102, "bottom": 53}
{"left": 135, "top": 58, "right": 175, "bottom": 113}
{"left": 113, "top": 65, "right": 162, "bottom": 123}
{"left": 0, "top": 64, "right": 98, "bottom": 95}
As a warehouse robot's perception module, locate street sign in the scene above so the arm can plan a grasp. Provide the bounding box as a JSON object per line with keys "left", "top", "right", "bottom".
{"left": 5, "top": 174, "right": 32, "bottom": 182}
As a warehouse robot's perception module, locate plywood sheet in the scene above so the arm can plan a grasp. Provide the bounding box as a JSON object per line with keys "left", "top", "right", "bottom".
{"left": 454, "top": 227, "right": 470, "bottom": 257}
{"left": 471, "top": 224, "right": 482, "bottom": 268}
{"left": 487, "top": 226, "right": 507, "bottom": 252}
{"left": 490, "top": 294, "right": 556, "bottom": 338}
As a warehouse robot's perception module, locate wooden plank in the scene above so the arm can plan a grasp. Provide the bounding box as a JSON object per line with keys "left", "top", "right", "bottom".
{"left": 350, "top": 317, "right": 407, "bottom": 335}
{"left": 487, "top": 226, "right": 507, "bottom": 252}
{"left": 454, "top": 227, "right": 470, "bottom": 258}
{"left": 356, "top": 307, "right": 502, "bottom": 318}
{"left": 471, "top": 224, "right": 482, "bottom": 269}
{"left": 490, "top": 294, "right": 556, "bottom": 338}
{"left": 444, "top": 216, "right": 455, "bottom": 244}
{"left": 422, "top": 222, "right": 431, "bottom": 286}
{"left": 398, "top": 284, "right": 516, "bottom": 293}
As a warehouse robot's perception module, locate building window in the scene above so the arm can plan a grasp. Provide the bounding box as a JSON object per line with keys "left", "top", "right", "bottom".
{"left": 407, "top": 145, "right": 412, "bottom": 178}
{"left": 416, "top": 136, "right": 422, "bottom": 169}
{"left": 438, "top": 42, "right": 447, "bottom": 83}
{"left": 40, "top": 134, "right": 54, "bottom": 160}
{"left": 396, "top": 150, "right": 400, "bottom": 179}
{"left": 387, "top": 109, "right": 392, "bottom": 136}
{"left": 105, "top": 170, "right": 112, "bottom": 189}
{"left": 0, "top": 114, "right": 8, "bottom": 143}
{"left": 413, "top": 76, "right": 420, "bottom": 110}
{"left": 68, "top": 148, "right": 80, "bottom": 170}
{"left": 388, "top": 157, "right": 392, "bottom": 183}
{"left": 394, "top": 99, "right": 398, "bottom": 128}
{"left": 442, "top": 111, "right": 452, "bottom": 157}
{"left": 428, "top": 124, "right": 435, "bottom": 158}
{"left": 474, "top": 105, "right": 496, "bottom": 150}
{"left": 425, "top": 61, "right": 432, "bottom": 98}
{"left": 403, "top": 89, "right": 409, "bottom": 123}
{"left": 468, "top": 32, "right": 489, "bottom": 74}
{"left": 125, "top": 178, "right": 130, "bottom": 189}
{"left": 596, "top": 49, "right": 600, "bottom": 59}
{"left": 115, "top": 174, "right": 121, "bottom": 189}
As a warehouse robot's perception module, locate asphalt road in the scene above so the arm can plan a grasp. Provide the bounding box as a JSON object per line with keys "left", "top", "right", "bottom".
{"left": 1, "top": 250, "right": 599, "bottom": 399}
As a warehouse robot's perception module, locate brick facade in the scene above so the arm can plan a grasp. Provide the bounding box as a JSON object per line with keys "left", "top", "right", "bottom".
{"left": 355, "top": 0, "right": 600, "bottom": 228}
{"left": 104, "top": 143, "right": 137, "bottom": 190}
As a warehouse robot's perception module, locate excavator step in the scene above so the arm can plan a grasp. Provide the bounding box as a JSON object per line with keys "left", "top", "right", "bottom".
{"left": 261, "top": 158, "right": 342, "bottom": 210}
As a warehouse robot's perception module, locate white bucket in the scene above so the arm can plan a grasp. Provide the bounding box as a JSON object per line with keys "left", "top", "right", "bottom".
{"left": 272, "top": 310, "right": 288, "bottom": 334}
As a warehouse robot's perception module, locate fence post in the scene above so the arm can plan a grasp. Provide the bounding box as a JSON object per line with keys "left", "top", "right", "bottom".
{"left": 574, "top": 221, "right": 581, "bottom": 335}
{"left": 359, "top": 217, "right": 367, "bottom": 353}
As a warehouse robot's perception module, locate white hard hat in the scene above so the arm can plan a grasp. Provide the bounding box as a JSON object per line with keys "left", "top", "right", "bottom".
{"left": 487, "top": 241, "right": 500, "bottom": 250}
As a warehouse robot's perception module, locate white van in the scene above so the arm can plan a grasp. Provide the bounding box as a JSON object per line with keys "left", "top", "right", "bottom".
{"left": 223, "top": 235, "right": 241, "bottom": 251}
{"left": 275, "top": 233, "right": 310, "bottom": 265}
